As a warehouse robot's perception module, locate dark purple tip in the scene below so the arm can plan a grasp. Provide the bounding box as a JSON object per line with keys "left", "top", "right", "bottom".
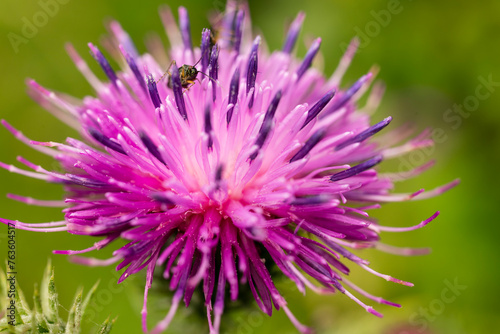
{"left": 302, "top": 89, "right": 336, "bottom": 129}
{"left": 147, "top": 75, "right": 162, "bottom": 109}
{"left": 227, "top": 67, "right": 240, "bottom": 124}
{"left": 201, "top": 28, "right": 211, "bottom": 73}
{"left": 139, "top": 131, "right": 166, "bottom": 165}
{"left": 322, "top": 73, "right": 372, "bottom": 118}
{"left": 249, "top": 90, "right": 282, "bottom": 160}
{"left": 88, "top": 127, "right": 125, "bottom": 155}
{"left": 204, "top": 105, "right": 213, "bottom": 149}
{"left": 290, "top": 194, "right": 328, "bottom": 206}
{"left": 150, "top": 192, "right": 175, "bottom": 205}
{"left": 296, "top": 38, "right": 321, "bottom": 80}
{"left": 215, "top": 164, "right": 223, "bottom": 182}
{"left": 209, "top": 45, "right": 219, "bottom": 102}
{"left": 171, "top": 62, "right": 188, "bottom": 120}
{"left": 233, "top": 10, "right": 244, "bottom": 53}
{"left": 298, "top": 254, "right": 337, "bottom": 283}
{"left": 220, "top": 9, "right": 237, "bottom": 49}
{"left": 330, "top": 155, "right": 383, "bottom": 182}
{"left": 290, "top": 128, "right": 326, "bottom": 162}
{"left": 335, "top": 117, "right": 392, "bottom": 151}
{"left": 178, "top": 7, "right": 192, "bottom": 51}
{"left": 261, "top": 90, "right": 282, "bottom": 128}
{"left": 86, "top": 215, "right": 133, "bottom": 236}
{"left": 121, "top": 47, "right": 146, "bottom": 92}
{"left": 67, "top": 175, "right": 108, "bottom": 188}
{"left": 88, "top": 43, "right": 118, "bottom": 85}
{"left": 246, "top": 37, "right": 260, "bottom": 109}
{"left": 282, "top": 12, "right": 305, "bottom": 54}
{"left": 118, "top": 239, "right": 152, "bottom": 258}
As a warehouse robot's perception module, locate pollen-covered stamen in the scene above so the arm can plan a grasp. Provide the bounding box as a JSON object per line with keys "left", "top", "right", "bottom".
{"left": 322, "top": 73, "right": 372, "bottom": 117}
{"left": 88, "top": 43, "right": 118, "bottom": 85}
{"left": 233, "top": 10, "right": 245, "bottom": 53}
{"left": 170, "top": 62, "right": 188, "bottom": 120}
{"left": 119, "top": 45, "right": 146, "bottom": 92}
{"left": 249, "top": 90, "right": 282, "bottom": 161}
{"left": 139, "top": 131, "right": 166, "bottom": 165}
{"left": 88, "top": 127, "right": 126, "bottom": 155}
{"left": 209, "top": 45, "right": 219, "bottom": 102}
{"left": 178, "top": 7, "right": 192, "bottom": 51}
{"left": 335, "top": 116, "right": 392, "bottom": 151}
{"left": 296, "top": 38, "right": 321, "bottom": 80}
{"left": 204, "top": 105, "right": 213, "bottom": 149}
{"left": 227, "top": 67, "right": 240, "bottom": 124}
{"left": 246, "top": 37, "right": 260, "bottom": 108}
{"left": 200, "top": 29, "right": 211, "bottom": 73}
{"left": 330, "top": 155, "right": 383, "bottom": 182}
{"left": 282, "top": 12, "right": 305, "bottom": 54}
{"left": 290, "top": 128, "right": 326, "bottom": 162}
{"left": 147, "top": 75, "right": 162, "bottom": 109}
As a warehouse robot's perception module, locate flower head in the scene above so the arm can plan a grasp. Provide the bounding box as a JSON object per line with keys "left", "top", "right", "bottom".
{"left": 1, "top": 2, "right": 458, "bottom": 333}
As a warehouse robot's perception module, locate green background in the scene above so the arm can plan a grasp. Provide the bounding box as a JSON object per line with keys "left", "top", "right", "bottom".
{"left": 1, "top": 0, "right": 499, "bottom": 333}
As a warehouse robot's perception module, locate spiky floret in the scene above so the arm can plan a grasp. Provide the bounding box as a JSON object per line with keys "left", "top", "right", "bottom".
{"left": 0, "top": 2, "right": 458, "bottom": 333}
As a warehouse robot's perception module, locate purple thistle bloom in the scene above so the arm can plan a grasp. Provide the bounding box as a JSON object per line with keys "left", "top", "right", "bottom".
{"left": 0, "top": 2, "right": 459, "bottom": 333}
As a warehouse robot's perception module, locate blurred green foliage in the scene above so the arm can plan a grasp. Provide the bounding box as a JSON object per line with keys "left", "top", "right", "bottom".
{"left": 0, "top": 0, "right": 499, "bottom": 333}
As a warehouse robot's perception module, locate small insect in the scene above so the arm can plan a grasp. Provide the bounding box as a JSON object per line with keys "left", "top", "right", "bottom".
{"left": 158, "top": 58, "right": 214, "bottom": 90}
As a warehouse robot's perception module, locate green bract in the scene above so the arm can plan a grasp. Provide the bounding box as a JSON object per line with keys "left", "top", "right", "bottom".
{"left": 0, "top": 260, "right": 114, "bottom": 334}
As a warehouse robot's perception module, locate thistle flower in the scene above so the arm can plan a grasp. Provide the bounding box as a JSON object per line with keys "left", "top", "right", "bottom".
{"left": 0, "top": 2, "right": 458, "bottom": 333}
